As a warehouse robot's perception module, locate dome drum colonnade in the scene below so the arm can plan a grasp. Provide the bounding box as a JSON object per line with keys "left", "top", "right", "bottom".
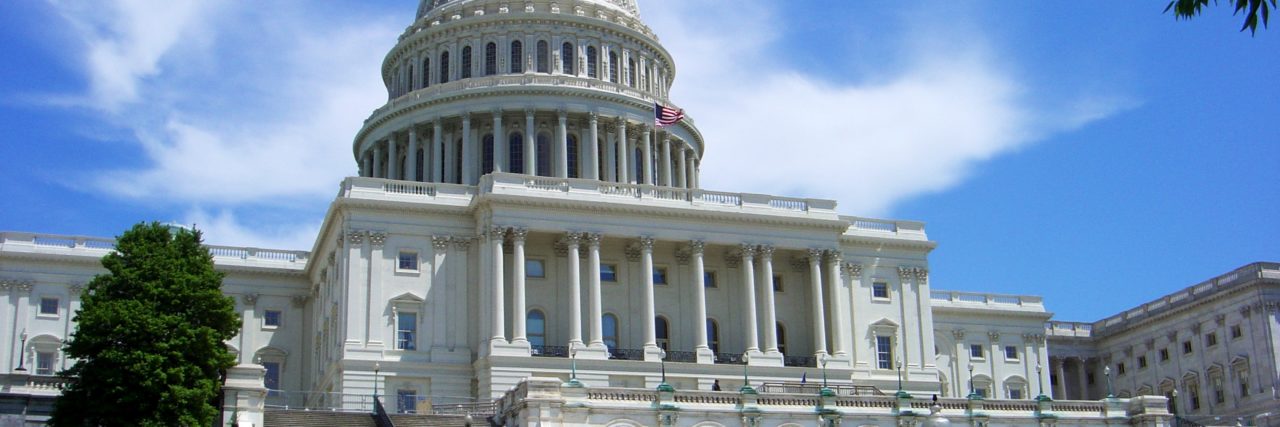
{"left": 355, "top": 0, "right": 702, "bottom": 189}
{"left": 479, "top": 226, "right": 859, "bottom": 369}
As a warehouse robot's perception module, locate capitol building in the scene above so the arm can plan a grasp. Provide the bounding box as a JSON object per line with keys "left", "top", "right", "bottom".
{"left": 1, "top": 0, "right": 1276, "bottom": 426}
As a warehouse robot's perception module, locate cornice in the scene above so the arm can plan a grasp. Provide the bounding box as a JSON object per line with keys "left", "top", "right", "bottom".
{"left": 838, "top": 234, "right": 938, "bottom": 252}
{"left": 1088, "top": 279, "right": 1278, "bottom": 341}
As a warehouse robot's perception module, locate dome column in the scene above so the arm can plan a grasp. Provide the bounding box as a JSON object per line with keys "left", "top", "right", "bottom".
{"left": 461, "top": 114, "right": 474, "bottom": 184}
{"left": 675, "top": 146, "right": 687, "bottom": 188}
{"left": 660, "top": 135, "right": 672, "bottom": 187}
{"left": 524, "top": 109, "right": 536, "bottom": 175}
{"left": 556, "top": 111, "right": 569, "bottom": 178}
{"left": 640, "top": 127, "right": 653, "bottom": 185}
{"left": 387, "top": 134, "right": 399, "bottom": 180}
{"left": 616, "top": 119, "right": 629, "bottom": 184}
{"left": 372, "top": 144, "right": 384, "bottom": 178}
{"left": 407, "top": 127, "right": 419, "bottom": 182}
{"left": 587, "top": 113, "right": 600, "bottom": 180}
{"left": 432, "top": 121, "right": 444, "bottom": 183}
{"left": 493, "top": 111, "right": 506, "bottom": 173}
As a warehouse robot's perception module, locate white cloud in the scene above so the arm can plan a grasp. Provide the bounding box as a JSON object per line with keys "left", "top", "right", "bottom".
{"left": 644, "top": 1, "right": 1127, "bottom": 216}
{"left": 182, "top": 208, "right": 321, "bottom": 251}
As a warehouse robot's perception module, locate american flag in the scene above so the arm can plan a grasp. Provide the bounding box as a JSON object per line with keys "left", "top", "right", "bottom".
{"left": 654, "top": 102, "right": 685, "bottom": 127}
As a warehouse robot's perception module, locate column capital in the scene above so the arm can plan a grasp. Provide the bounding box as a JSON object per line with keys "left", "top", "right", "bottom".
{"left": 589, "top": 112, "right": 599, "bottom": 123}
{"left": 637, "top": 236, "right": 655, "bottom": 251}
{"left": 557, "top": 109, "right": 568, "bottom": 120}
{"left": 739, "top": 243, "right": 757, "bottom": 258}
{"left": 68, "top": 283, "right": 84, "bottom": 295}
{"left": 510, "top": 228, "right": 529, "bottom": 242}
{"left": 462, "top": 113, "right": 472, "bottom": 124}
{"left": 823, "top": 249, "right": 842, "bottom": 264}
{"left": 242, "top": 293, "right": 260, "bottom": 307}
{"left": 688, "top": 240, "right": 705, "bottom": 255}
{"left": 346, "top": 230, "right": 366, "bottom": 245}
{"left": 807, "top": 248, "right": 824, "bottom": 261}
{"left": 952, "top": 329, "right": 965, "bottom": 339}
{"left": 451, "top": 236, "right": 474, "bottom": 250}
{"left": 842, "top": 262, "right": 863, "bottom": 278}
{"left": 524, "top": 108, "right": 535, "bottom": 117}
{"left": 487, "top": 226, "right": 508, "bottom": 241}
{"left": 432, "top": 235, "right": 452, "bottom": 250}
{"left": 491, "top": 108, "right": 504, "bottom": 118}
{"left": 756, "top": 245, "right": 774, "bottom": 260}
{"left": 368, "top": 232, "right": 388, "bottom": 248}
{"left": 561, "top": 232, "right": 582, "bottom": 248}
{"left": 585, "top": 232, "right": 603, "bottom": 248}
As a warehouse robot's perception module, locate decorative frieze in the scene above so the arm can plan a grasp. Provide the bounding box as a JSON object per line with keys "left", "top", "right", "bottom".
{"left": 432, "top": 235, "right": 452, "bottom": 250}
{"left": 243, "top": 293, "right": 260, "bottom": 307}
{"left": 755, "top": 245, "right": 773, "bottom": 260}
{"left": 368, "top": 232, "right": 388, "bottom": 248}
{"left": 346, "top": 230, "right": 365, "bottom": 245}
{"left": 842, "top": 262, "right": 863, "bottom": 279}
{"left": 988, "top": 331, "right": 1000, "bottom": 342}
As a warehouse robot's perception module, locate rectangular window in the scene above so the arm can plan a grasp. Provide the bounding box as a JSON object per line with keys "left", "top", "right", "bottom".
{"left": 1230, "top": 325, "right": 1243, "bottom": 339}
{"left": 601, "top": 264, "right": 617, "bottom": 282}
{"left": 1239, "top": 375, "right": 1249, "bottom": 397}
{"left": 654, "top": 268, "right": 668, "bottom": 285}
{"left": 1117, "top": 363, "right": 1126, "bottom": 376}
{"left": 772, "top": 275, "right": 782, "bottom": 292}
{"left": 1159, "top": 348, "right": 1170, "bottom": 361}
{"left": 872, "top": 282, "right": 889, "bottom": 299}
{"left": 1189, "top": 389, "right": 1201, "bottom": 410}
{"left": 1087, "top": 373, "right": 1095, "bottom": 385}
{"left": 39, "top": 298, "right": 58, "bottom": 315}
{"left": 876, "top": 336, "right": 893, "bottom": 369}
{"left": 974, "top": 387, "right": 988, "bottom": 398}
{"left": 264, "top": 310, "right": 282, "bottom": 328}
{"left": 970, "top": 344, "right": 985, "bottom": 359}
{"left": 398, "top": 251, "right": 419, "bottom": 271}
{"left": 1183, "top": 340, "right": 1193, "bottom": 354}
{"left": 397, "top": 312, "right": 417, "bottom": 351}
{"left": 35, "top": 352, "right": 55, "bottom": 376}
{"left": 703, "top": 271, "right": 717, "bottom": 288}
{"left": 397, "top": 389, "right": 418, "bottom": 414}
{"left": 1138, "top": 356, "right": 1148, "bottom": 369}
{"left": 526, "top": 259, "right": 545, "bottom": 278}
{"left": 1004, "top": 346, "right": 1018, "bottom": 360}
{"left": 263, "top": 361, "right": 281, "bottom": 390}
{"left": 1204, "top": 332, "right": 1217, "bottom": 347}
{"left": 1009, "top": 388, "right": 1023, "bottom": 400}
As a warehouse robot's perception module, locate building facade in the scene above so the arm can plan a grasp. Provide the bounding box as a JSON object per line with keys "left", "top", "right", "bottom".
{"left": 0, "top": 0, "right": 1265, "bottom": 425}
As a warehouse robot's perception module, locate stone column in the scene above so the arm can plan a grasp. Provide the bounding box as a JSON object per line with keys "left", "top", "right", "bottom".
{"left": 640, "top": 127, "right": 653, "bottom": 185}
{"left": 372, "top": 145, "right": 384, "bottom": 178}
{"left": 587, "top": 113, "right": 600, "bottom": 180}
{"left": 759, "top": 246, "right": 779, "bottom": 355}
{"left": 826, "top": 250, "right": 847, "bottom": 357}
{"left": 524, "top": 110, "right": 536, "bottom": 175}
{"left": 362, "top": 153, "right": 373, "bottom": 177}
{"left": 1054, "top": 357, "right": 1067, "bottom": 399}
{"left": 461, "top": 114, "right": 474, "bottom": 184}
{"left": 407, "top": 127, "right": 419, "bottom": 182}
{"left": 660, "top": 136, "right": 672, "bottom": 186}
{"left": 367, "top": 232, "right": 387, "bottom": 347}
{"left": 431, "top": 236, "right": 450, "bottom": 349}
{"left": 511, "top": 228, "right": 529, "bottom": 346}
{"left": 565, "top": 234, "right": 583, "bottom": 349}
{"left": 690, "top": 241, "right": 713, "bottom": 363}
{"left": 808, "top": 249, "right": 828, "bottom": 357}
{"left": 493, "top": 112, "right": 506, "bottom": 173}
{"left": 489, "top": 226, "right": 507, "bottom": 343}
{"left": 388, "top": 134, "right": 399, "bottom": 180}
{"left": 639, "top": 237, "right": 661, "bottom": 360}
{"left": 432, "top": 121, "right": 444, "bottom": 182}
{"left": 675, "top": 147, "right": 687, "bottom": 188}
{"left": 444, "top": 129, "right": 457, "bottom": 183}
{"left": 1075, "top": 358, "right": 1090, "bottom": 400}
{"left": 556, "top": 111, "right": 569, "bottom": 178}
{"left": 616, "top": 119, "right": 629, "bottom": 184}
{"left": 582, "top": 233, "right": 608, "bottom": 359}
{"left": 740, "top": 244, "right": 760, "bottom": 355}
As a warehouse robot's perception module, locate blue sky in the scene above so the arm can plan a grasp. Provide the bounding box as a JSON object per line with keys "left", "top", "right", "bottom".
{"left": 0, "top": 0, "right": 1275, "bottom": 322}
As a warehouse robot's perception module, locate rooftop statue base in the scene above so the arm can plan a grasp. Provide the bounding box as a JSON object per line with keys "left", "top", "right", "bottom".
{"left": 490, "top": 339, "right": 532, "bottom": 357}
{"left": 574, "top": 344, "right": 610, "bottom": 360}
{"left": 748, "top": 351, "right": 783, "bottom": 367}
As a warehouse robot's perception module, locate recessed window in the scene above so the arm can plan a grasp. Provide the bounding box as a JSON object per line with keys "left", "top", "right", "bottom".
{"left": 1204, "top": 332, "right": 1217, "bottom": 347}
{"left": 1183, "top": 340, "right": 1193, "bottom": 355}
{"left": 398, "top": 251, "right": 419, "bottom": 271}
{"left": 1230, "top": 325, "right": 1243, "bottom": 339}
{"left": 706, "top": 319, "right": 720, "bottom": 353}
{"left": 397, "top": 389, "right": 418, "bottom": 414}
{"left": 872, "top": 282, "right": 889, "bottom": 299}
{"left": 974, "top": 386, "right": 988, "bottom": 398}
{"left": 970, "top": 344, "right": 985, "bottom": 359}
{"left": 1138, "top": 356, "right": 1148, "bottom": 369}
{"left": 39, "top": 298, "right": 59, "bottom": 315}
{"left": 1004, "top": 345, "right": 1018, "bottom": 361}
{"left": 772, "top": 275, "right": 782, "bottom": 292}
{"left": 264, "top": 310, "right": 283, "bottom": 328}
{"left": 602, "top": 314, "right": 619, "bottom": 349}
{"left": 1117, "top": 363, "right": 1126, "bottom": 376}
{"left": 1009, "top": 388, "right": 1024, "bottom": 400}
{"left": 601, "top": 264, "right": 617, "bottom": 282}
{"left": 655, "top": 317, "right": 670, "bottom": 350}
{"left": 263, "top": 361, "right": 281, "bottom": 390}
{"left": 1159, "top": 348, "right": 1170, "bottom": 362}
{"left": 397, "top": 312, "right": 418, "bottom": 351}
{"left": 35, "top": 351, "right": 55, "bottom": 376}
{"left": 526, "top": 259, "right": 546, "bottom": 278}
{"left": 528, "top": 310, "right": 546, "bottom": 349}
{"left": 653, "top": 268, "right": 668, "bottom": 285}
{"left": 876, "top": 336, "right": 893, "bottom": 369}
{"left": 703, "top": 271, "right": 717, "bottom": 288}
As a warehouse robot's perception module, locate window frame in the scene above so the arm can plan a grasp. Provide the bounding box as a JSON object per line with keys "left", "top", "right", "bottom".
{"left": 970, "top": 344, "right": 985, "bottom": 360}
{"left": 1004, "top": 345, "right": 1018, "bottom": 361}
{"left": 1204, "top": 332, "right": 1218, "bottom": 348}
{"left": 397, "top": 250, "right": 420, "bottom": 273}
{"left": 1230, "top": 324, "right": 1243, "bottom": 339}
{"left": 38, "top": 297, "right": 59, "bottom": 317}
{"left": 527, "top": 309, "right": 547, "bottom": 350}
{"left": 871, "top": 282, "right": 890, "bottom": 300}
{"left": 526, "top": 258, "right": 546, "bottom": 279}
{"left": 876, "top": 335, "right": 894, "bottom": 370}
{"left": 396, "top": 311, "right": 419, "bottom": 351}
{"left": 601, "top": 263, "right": 618, "bottom": 282}
{"left": 602, "top": 313, "right": 619, "bottom": 350}
{"left": 262, "top": 360, "right": 282, "bottom": 391}
{"left": 703, "top": 271, "right": 717, "bottom": 288}
{"left": 263, "top": 309, "right": 283, "bottom": 329}
{"left": 655, "top": 316, "right": 670, "bottom": 350}
{"left": 706, "top": 319, "right": 720, "bottom": 353}
{"left": 1183, "top": 340, "right": 1194, "bottom": 355}
{"left": 35, "top": 351, "right": 56, "bottom": 376}
{"left": 772, "top": 274, "right": 783, "bottom": 292}
{"left": 653, "top": 267, "right": 668, "bottom": 285}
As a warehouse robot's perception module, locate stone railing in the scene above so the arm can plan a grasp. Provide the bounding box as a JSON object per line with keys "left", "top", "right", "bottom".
{"left": 1072, "top": 262, "right": 1278, "bottom": 338}
{"left": 0, "top": 232, "right": 308, "bottom": 266}
{"left": 930, "top": 290, "right": 1045, "bottom": 311}
{"left": 1046, "top": 321, "right": 1094, "bottom": 338}
{"left": 342, "top": 177, "right": 477, "bottom": 204}
{"left": 840, "top": 215, "right": 929, "bottom": 240}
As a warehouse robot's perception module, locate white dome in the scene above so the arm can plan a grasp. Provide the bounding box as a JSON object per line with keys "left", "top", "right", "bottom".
{"left": 416, "top": 0, "right": 640, "bottom": 20}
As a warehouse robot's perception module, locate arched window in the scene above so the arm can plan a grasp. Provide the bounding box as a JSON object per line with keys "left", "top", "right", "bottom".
{"left": 508, "top": 132, "right": 524, "bottom": 174}
{"left": 461, "top": 46, "right": 473, "bottom": 79}
{"left": 586, "top": 46, "right": 598, "bottom": 78}
{"left": 536, "top": 40, "right": 549, "bottom": 73}
{"left": 567, "top": 135, "right": 579, "bottom": 178}
{"left": 776, "top": 322, "right": 787, "bottom": 356}
{"left": 415, "top": 148, "right": 425, "bottom": 181}
{"left": 597, "top": 138, "right": 607, "bottom": 179}
{"left": 454, "top": 138, "right": 464, "bottom": 184}
{"left": 528, "top": 310, "right": 546, "bottom": 350}
{"left": 485, "top": 42, "right": 497, "bottom": 75}
{"left": 655, "top": 317, "right": 670, "bottom": 351}
{"left": 439, "top": 51, "right": 450, "bottom": 84}
{"left": 608, "top": 50, "right": 619, "bottom": 83}
{"left": 422, "top": 58, "right": 431, "bottom": 88}
{"left": 536, "top": 133, "right": 551, "bottom": 176}
{"left": 510, "top": 40, "right": 524, "bottom": 73}
{"left": 407, "top": 65, "right": 414, "bottom": 91}
{"left": 482, "top": 134, "right": 495, "bottom": 174}
{"left": 706, "top": 319, "right": 720, "bottom": 353}
{"left": 634, "top": 147, "right": 644, "bottom": 183}
{"left": 603, "top": 314, "right": 619, "bottom": 350}
{"left": 561, "top": 42, "right": 575, "bottom": 75}
{"left": 627, "top": 58, "right": 637, "bottom": 87}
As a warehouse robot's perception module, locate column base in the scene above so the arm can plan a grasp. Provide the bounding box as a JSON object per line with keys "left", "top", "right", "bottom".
{"left": 488, "top": 339, "right": 530, "bottom": 357}
{"left": 643, "top": 345, "right": 664, "bottom": 362}
{"left": 695, "top": 347, "right": 716, "bottom": 364}
{"left": 823, "top": 354, "right": 853, "bottom": 369}
{"left": 575, "top": 344, "right": 610, "bottom": 360}
{"left": 748, "top": 351, "right": 783, "bottom": 367}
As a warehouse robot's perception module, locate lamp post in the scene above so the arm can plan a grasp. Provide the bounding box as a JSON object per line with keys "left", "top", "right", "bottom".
{"left": 1036, "top": 363, "right": 1046, "bottom": 399}
{"left": 658, "top": 349, "right": 667, "bottom": 385}
{"left": 821, "top": 355, "right": 829, "bottom": 389}
{"left": 373, "top": 362, "right": 381, "bottom": 399}
{"left": 13, "top": 330, "right": 27, "bottom": 372}
{"left": 966, "top": 363, "right": 978, "bottom": 399}
{"left": 896, "top": 358, "right": 904, "bottom": 392}
{"left": 1171, "top": 389, "right": 1179, "bottom": 426}
{"left": 1104, "top": 365, "right": 1114, "bottom": 399}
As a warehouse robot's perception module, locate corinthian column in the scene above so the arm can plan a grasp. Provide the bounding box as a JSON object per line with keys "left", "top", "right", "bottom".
{"left": 640, "top": 127, "right": 653, "bottom": 185}
{"left": 564, "top": 233, "right": 583, "bottom": 349}
{"left": 616, "top": 119, "right": 629, "bottom": 183}
{"left": 690, "top": 241, "right": 712, "bottom": 363}
{"left": 660, "top": 136, "right": 672, "bottom": 186}
{"left": 826, "top": 250, "right": 847, "bottom": 357}
{"left": 639, "top": 237, "right": 662, "bottom": 361}
{"left": 580, "top": 233, "right": 608, "bottom": 359}
{"left": 407, "top": 128, "right": 419, "bottom": 182}
{"left": 556, "top": 111, "right": 569, "bottom": 178}
{"left": 740, "top": 244, "right": 760, "bottom": 355}
{"left": 808, "top": 249, "right": 828, "bottom": 357}
{"left": 759, "top": 246, "right": 779, "bottom": 355}
{"left": 587, "top": 113, "right": 600, "bottom": 180}
{"left": 489, "top": 226, "right": 507, "bottom": 344}
{"left": 510, "top": 228, "right": 529, "bottom": 349}
{"left": 524, "top": 109, "right": 536, "bottom": 175}
{"left": 493, "top": 111, "right": 506, "bottom": 173}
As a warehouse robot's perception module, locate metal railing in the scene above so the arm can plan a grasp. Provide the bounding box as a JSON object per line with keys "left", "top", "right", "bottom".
{"left": 783, "top": 356, "right": 817, "bottom": 367}
{"left": 758, "top": 382, "right": 885, "bottom": 396}
{"left": 608, "top": 348, "right": 645, "bottom": 361}
{"left": 665, "top": 351, "right": 697, "bottom": 363}
{"left": 531, "top": 345, "right": 569, "bottom": 358}
{"left": 372, "top": 396, "right": 394, "bottom": 427}
{"left": 714, "top": 353, "right": 746, "bottom": 365}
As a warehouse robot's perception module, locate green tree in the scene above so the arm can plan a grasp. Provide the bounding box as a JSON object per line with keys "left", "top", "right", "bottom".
{"left": 51, "top": 222, "right": 241, "bottom": 427}
{"left": 1166, "top": 0, "right": 1276, "bottom": 34}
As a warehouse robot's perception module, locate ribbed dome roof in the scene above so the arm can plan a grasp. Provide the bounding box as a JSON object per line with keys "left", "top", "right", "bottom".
{"left": 416, "top": 0, "right": 640, "bottom": 20}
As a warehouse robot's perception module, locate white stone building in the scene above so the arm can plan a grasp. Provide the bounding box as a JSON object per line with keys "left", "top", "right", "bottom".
{"left": 0, "top": 0, "right": 1250, "bottom": 425}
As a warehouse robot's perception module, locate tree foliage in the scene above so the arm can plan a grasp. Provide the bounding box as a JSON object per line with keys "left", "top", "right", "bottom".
{"left": 1166, "top": 0, "right": 1276, "bottom": 34}
{"left": 51, "top": 222, "right": 241, "bottom": 427}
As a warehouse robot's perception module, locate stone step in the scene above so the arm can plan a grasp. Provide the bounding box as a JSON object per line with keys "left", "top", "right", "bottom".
{"left": 264, "top": 409, "right": 377, "bottom": 427}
